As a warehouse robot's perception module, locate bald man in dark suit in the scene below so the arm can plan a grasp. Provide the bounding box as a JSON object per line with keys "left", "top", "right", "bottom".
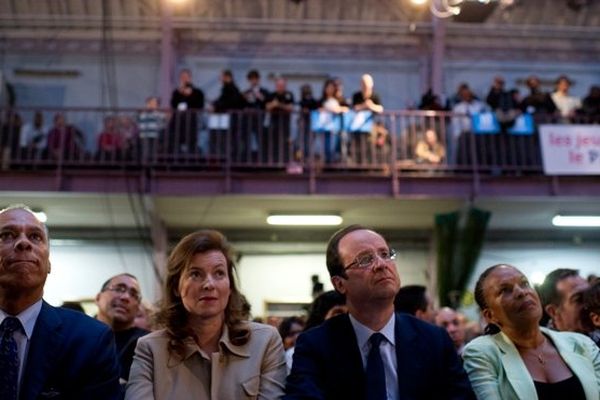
{"left": 0, "top": 205, "right": 120, "bottom": 400}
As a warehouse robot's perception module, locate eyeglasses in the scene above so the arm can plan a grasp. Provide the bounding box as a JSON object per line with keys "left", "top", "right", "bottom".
{"left": 344, "top": 249, "right": 396, "bottom": 271}
{"left": 103, "top": 284, "right": 141, "bottom": 302}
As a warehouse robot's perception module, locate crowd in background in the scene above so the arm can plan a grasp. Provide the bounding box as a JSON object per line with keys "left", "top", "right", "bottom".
{"left": 1, "top": 68, "right": 599, "bottom": 169}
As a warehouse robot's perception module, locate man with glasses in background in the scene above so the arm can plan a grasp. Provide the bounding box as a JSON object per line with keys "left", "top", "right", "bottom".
{"left": 0, "top": 205, "right": 120, "bottom": 400}
{"left": 96, "top": 273, "right": 149, "bottom": 388}
{"left": 284, "top": 225, "right": 474, "bottom": 400}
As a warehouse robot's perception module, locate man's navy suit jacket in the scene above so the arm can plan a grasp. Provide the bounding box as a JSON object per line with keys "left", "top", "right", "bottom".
{"left": 20, "top": 301, "right": 120, "bottom": 400}
{"left": 284, "top": 312, "right": 475, "bottom": 400}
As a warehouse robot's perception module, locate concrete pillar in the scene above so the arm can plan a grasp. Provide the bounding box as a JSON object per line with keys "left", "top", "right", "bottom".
{"left": 431, "top": 15, "right": 446, "bottom": 98}
{"left": 159, "top": 0, "right": 175, "bottom": 108}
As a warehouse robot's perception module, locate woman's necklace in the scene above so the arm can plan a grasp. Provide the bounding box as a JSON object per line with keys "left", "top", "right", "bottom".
{"left": 535, "top": 348, "right": 546, "bottom": 365}
{"left": 518, "top": 336, "right": 547, "bottom": 365}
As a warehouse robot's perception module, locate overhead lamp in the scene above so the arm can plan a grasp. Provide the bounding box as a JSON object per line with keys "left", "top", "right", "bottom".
{"left": 552, "top": 215, "right": 600, "bottom": 227}
{"left": 266, "top": 214, "right": 343, "bottom": 226}
{"left": 414, "top": 0, "right": 514, "bottom": 19}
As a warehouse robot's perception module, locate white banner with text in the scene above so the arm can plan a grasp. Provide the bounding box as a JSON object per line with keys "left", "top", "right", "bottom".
{"left": 539, "top": 124, "right": 600, "bottom": 175}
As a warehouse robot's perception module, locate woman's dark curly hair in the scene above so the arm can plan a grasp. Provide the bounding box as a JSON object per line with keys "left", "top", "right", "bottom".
{"left": 155, "top": 229, "right": 249, "bottom": 361}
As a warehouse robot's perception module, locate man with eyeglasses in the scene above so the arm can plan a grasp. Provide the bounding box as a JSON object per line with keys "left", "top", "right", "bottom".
{"left": 284, "top": 225, "right": 474, "bottom": 400}
{"left": 0, "top": 205, "right": 120, "bottom": 400}
{"left": 96, "top": 273, "right": 149, "bottom": 387}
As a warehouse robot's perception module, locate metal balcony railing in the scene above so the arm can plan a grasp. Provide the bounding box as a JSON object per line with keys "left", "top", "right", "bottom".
{"left": 1, "top": 107, "right": 598, "bottom": 176}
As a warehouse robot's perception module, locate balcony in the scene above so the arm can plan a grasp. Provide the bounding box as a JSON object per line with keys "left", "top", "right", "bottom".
{"left": 1, "top": 107, "right": 599, "bottom": 198}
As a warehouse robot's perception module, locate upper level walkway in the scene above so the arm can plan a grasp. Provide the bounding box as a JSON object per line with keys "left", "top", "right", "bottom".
{"left": 1, "top": 107, "right": 599, "bottom": 199}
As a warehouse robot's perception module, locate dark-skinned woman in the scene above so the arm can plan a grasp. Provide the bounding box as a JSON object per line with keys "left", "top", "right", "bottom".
{"left": 463, "top": 264, "right": 600, "bottom": 400}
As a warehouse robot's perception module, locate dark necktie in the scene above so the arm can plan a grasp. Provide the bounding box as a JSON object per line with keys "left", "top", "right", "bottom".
{"left": 366, "top": 332, "right": 387, "bottom": 400}
{"left": 0, "top": 317, "right": 22, "bottom": 400}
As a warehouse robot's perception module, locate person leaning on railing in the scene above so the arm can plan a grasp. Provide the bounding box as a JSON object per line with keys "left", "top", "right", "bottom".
{"left": 415, "top": 128, "right": 445, "bottom": 165}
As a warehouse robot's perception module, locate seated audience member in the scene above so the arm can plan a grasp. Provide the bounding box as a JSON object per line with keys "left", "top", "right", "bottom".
{"left": 96, "top": 273, "right": 149, "bottom": 387}
{"left": 520, "top": 75, "right": 557, "bottom": 118}
{"left": 134, "top": 301, "right": 156, "bottom": 331}
{"left": 267, "top": 315, "right": 283, "bottom": 328}
{"left": 137, "top": 96, "right": 166, "bottom": 162}
{"left": 463, "top": 316, "right": 484, "bottom": 344}
{"left": 350, "top": 74, "right": 384, "bottom": 164}
{"left": 20, "top": 110, "right": 47, "bottom": 159}
{"left": 97, "top": 116, "right": 124, "bottom": 160}
{"left": 126, "top": 230, "right": 286, "bottom": 399}
{"left": 551, "top": 75, "right": 582, "bottom": 122}
{"left": 463, "top": 264, "right": 600, "bottom": 400}
{"left": 581, "top": 280, "right": 600, "bottom": 347}
{"left": 278, "top": 316, "right": 306, "bottom": 373}
{"left": 436, "top": 307, "right": 467, "bottom": 356}
{"left": 284, "top": 225, "right": 474, "bottom": 399}
{"left": 0, "top": 205, "right": 120, "bottom": 399}
{"left": 304, "top": 290, "right": 347, "bottom": 331}
{"left": 46, "top": 113, "right": 84, "bottom": 161}
{"left": 537, "top": 268, "right": 590, "bottom": 333}
{"left": 415, "top": 128, "right": 446, "bottom": 165}
{"left": 60, "top": 300, "right": 86, "bottom": 313}
{"left": 265, "top": 77, "right": 295, "bottom": 163}
{"left": 393, "top": 284, "right": 436, "bottom": 323}
{"left": 169, "top": 69, "right": 204, "bottom": 154}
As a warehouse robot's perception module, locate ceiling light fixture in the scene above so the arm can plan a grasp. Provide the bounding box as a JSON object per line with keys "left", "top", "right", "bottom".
{"left": 416, "top": 0, "right": 514, "bottom": 19}
{"left": 267, "top": 214, "right": 343, "bottom": 226}
{"left": 552, "top": 215, "right": 600, "bottom": 227}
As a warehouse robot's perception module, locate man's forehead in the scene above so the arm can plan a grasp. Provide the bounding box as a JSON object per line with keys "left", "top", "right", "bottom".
{"left": 109, "top": 274, "right": 139, "bottom": 288}
{"left": 340, "top": 229, "right": 387, "bottom": 247}
{"left": 557, "top": 275, "right": 589, "bottom": 296}
{"left": 0, "top": 209, "right": 44, "bottom": 229}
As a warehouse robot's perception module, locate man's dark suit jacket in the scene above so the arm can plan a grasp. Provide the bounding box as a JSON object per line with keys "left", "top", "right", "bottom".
{"left": 20, "top": 301, "right": 121, "bottom": 400}
{"left": 284, "top": 313, "right": 475, "bottom": 400}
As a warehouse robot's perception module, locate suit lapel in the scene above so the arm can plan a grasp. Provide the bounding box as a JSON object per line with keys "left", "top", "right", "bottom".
{"left": 394, "top": 314, "right": 418, "bottom": 398}
{"left": 330, "top": 315, "right": 365, "bottom": 395}
{"left": 21, "top": 301, "right": 64, "bottom": 400}
{"left": 494, "top": 332, "right": 538, "bottom": 400}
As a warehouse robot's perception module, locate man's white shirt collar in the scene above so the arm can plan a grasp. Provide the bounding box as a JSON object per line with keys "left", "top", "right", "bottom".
{"left": 349, "top": 311, "right": 396, "bottom": 352}
{"left": 0, "top": 298, "right": 43, "bottom": 339}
